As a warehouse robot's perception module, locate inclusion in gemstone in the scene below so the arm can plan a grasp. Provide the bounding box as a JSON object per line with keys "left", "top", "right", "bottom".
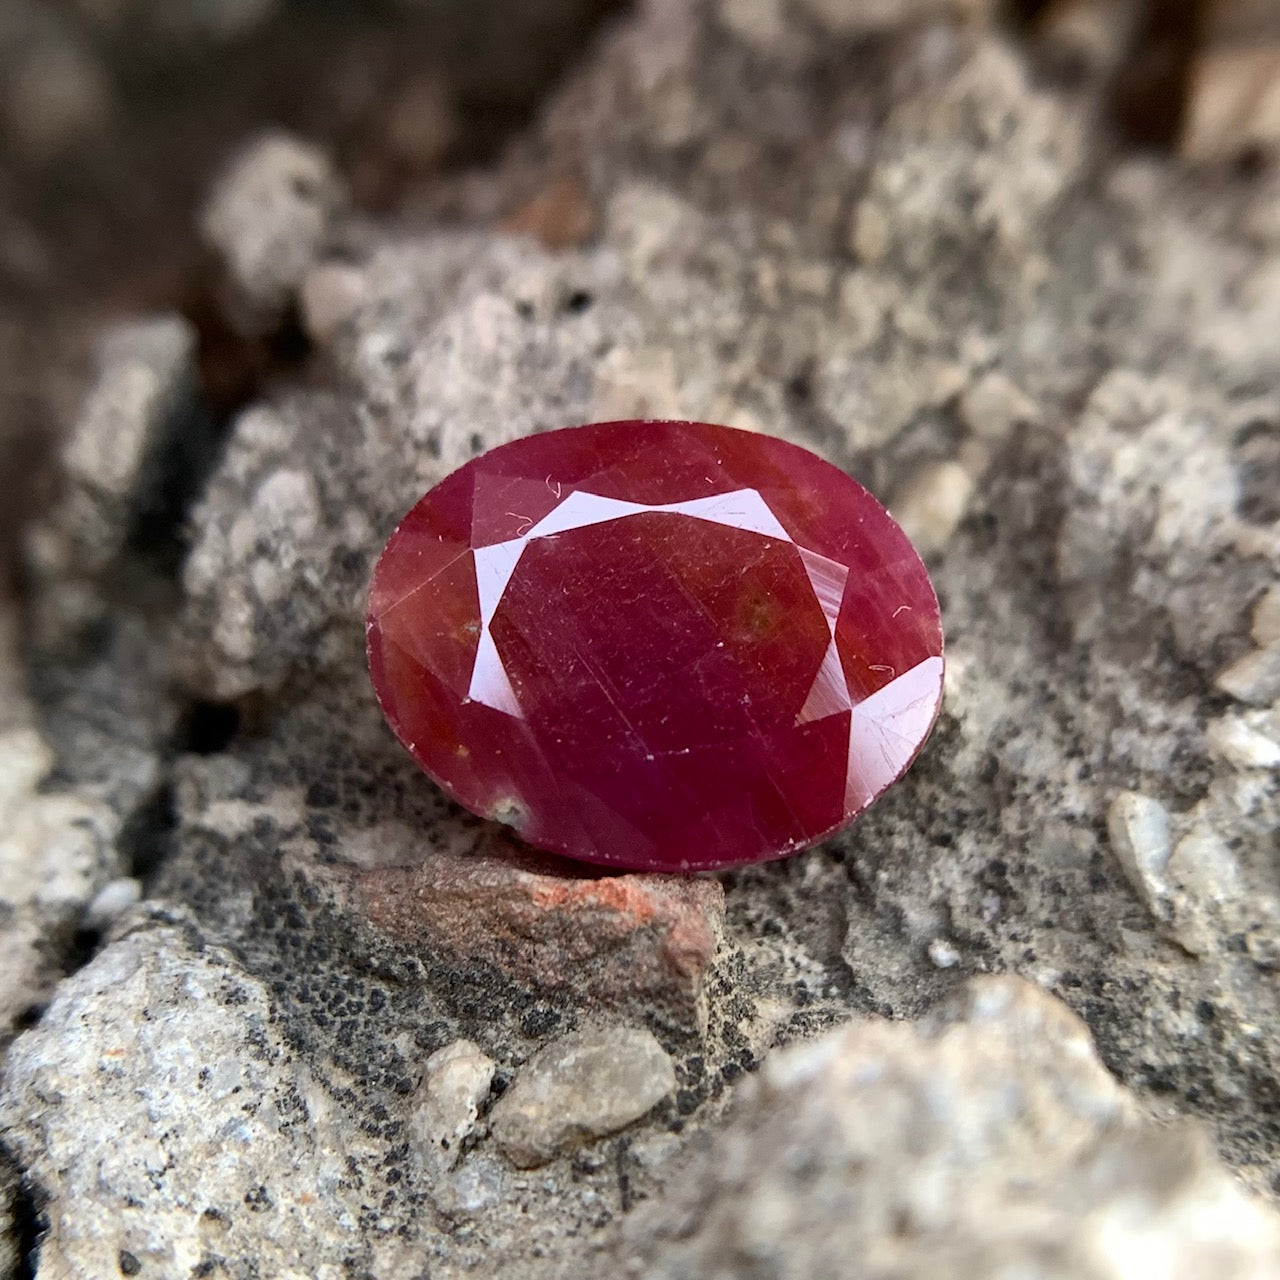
{"left": 366, "top": 420, "right": 944, "bottom": 872}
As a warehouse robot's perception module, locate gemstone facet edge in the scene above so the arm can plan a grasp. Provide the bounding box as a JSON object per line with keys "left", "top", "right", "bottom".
{"left": 367, "top": 420, "right": 944, "bottom": 872}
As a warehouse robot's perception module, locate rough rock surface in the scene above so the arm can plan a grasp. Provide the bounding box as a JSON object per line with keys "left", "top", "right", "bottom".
{"left": 0, "top": 1154, "right": 17, "bottom": 1280}
{"left": 626, "top": 976, "right": 1280, "bottom": 1280}
{"left": 0, "top": 926, "right": 407, "bottom": 1278}
{"left": 0, "top": 718, "right": 116, "bottom": 1033}
{"left": 0, "top": 922, "right": 698, "bottom": 1276}
{"left": 167, "top": 0, "right": 1280, "bottom": 1188}
{"left": 5, "top": 0, "right": 1280, "bottom": 1276}
{"left": 0, "top": 603, "right": 159, "bottom": 1038}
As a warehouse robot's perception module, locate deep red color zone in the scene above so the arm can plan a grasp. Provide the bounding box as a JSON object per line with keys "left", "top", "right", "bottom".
{"left": 367, "top": 421, "right": 944, "bottom": 871}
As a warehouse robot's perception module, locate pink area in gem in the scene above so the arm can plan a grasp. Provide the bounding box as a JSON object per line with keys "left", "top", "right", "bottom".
{"left": 367, "top": 420, "right": 944, "bottom": 871}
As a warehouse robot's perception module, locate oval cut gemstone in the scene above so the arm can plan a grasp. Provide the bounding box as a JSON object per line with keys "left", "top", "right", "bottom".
{"left": 367, "top": 421, "right": 944, "bottom": 871}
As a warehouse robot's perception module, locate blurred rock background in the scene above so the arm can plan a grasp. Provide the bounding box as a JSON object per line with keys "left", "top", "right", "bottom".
{"left": 4, "top": 1, "right": 1280, "bottom": 1277}
{"left": 0, "top": 0, "right": 626, "bottom": 592}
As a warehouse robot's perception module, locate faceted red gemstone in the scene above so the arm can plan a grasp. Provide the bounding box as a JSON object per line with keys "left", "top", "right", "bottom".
{"left": 367, "top": 421, "right": 944, "bottom": 872}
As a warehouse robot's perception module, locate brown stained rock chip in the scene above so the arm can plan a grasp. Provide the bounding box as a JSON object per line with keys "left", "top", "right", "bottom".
{"left": 325, "top": 834, "right": 723, "bottom": 1035}
{"left": 501, "top": 174, "right": 598, "bottom": 251}
{"left": 1183, "top": 45, "right": 1280, "bottom": 160}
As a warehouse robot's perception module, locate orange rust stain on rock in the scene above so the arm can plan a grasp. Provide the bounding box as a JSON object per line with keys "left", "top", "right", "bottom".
{"left": 307, "top": 845, "right": 724, "bottom": 1032}
{"left": 526, "top": 875, "right": 662, "bottom": 925}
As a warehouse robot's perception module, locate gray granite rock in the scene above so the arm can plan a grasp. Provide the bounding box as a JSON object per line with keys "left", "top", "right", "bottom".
{"left": 0, "top": 926, "right": 405, "bottom": 1278}
{"left": 6, "top": 935, "right": 1277, "bottom": 1279}
{"left": 0, "top": 722, "right": 119, "bottom": 1034}
{"left": 0, "top": 919, "right": 701, "bottom": 1277}
{"left": 490, "top": 1025, "right": 676, "bottom": 1167}
{"left": 177, "top": 395, "right": 373, "bottom": 697}
{"left": 626, "top": 976, "right": 1280, "bottom": 1280}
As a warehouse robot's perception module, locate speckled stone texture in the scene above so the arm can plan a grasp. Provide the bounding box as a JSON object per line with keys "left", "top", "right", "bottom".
{"left": 626, "top": 976, "right": 1280, "bottom": 1280}
{"left": 4, "top": 0, "right": 1280, "bottom": 1276}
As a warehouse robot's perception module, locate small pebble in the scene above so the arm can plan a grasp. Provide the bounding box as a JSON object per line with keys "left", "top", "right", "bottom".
{"left": 718, "top": 0, "right": 787, "bottom": 49}
{"left": 1251, "top": 585, "right": 1280, "bottom": 650}
{"left": 1182, "top": 47, "right": 1280, "bottom": 163}
{"left": 837, "top": 272, "right": 889, "bottom": 351}
{"left": 83, "top": 878, "right": 143, "bottom": 931}
{"left": 1106, "top": 791, "right": 1172, "bottom": 914}
{"left": 848, "top": 201, "right": 890, "bottom": 263}
{"left": 299, "top": 263, "right": 367, "bottom": 345}
{"left": 201, "top": 131, "right": 346, "bottom": 333}
{"left": 1205, "top": 715, "right": 1280, "bottom": 770}
{"left": 959, "top": 371, "right": 1038, "bottom": 441}
{"left": 489, "top": 1026, "right": 675, "bottom": 1168}
{"left": 892, "top": 461, "right": 974, "bottom": 558}
{"left": 408, "top": 1039, "right": 495, "bottom": 1170}
{"left": 1214, "top": 648, "right": 1280, "bottom": 706}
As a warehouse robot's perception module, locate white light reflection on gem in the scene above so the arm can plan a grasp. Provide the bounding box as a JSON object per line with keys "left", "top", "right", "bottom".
{"left": 465, "top": 485, "right": 940, "bottom": 815}
{"left": 467, "top": 488, "right": 797, "bottom": 713}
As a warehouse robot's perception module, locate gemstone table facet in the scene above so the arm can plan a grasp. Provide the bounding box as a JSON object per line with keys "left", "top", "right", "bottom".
{"left": 367, "top": 420, "right": 944, "bottom": 871}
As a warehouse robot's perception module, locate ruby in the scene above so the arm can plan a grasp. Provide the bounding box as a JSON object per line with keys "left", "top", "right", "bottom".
{"left": 367, "top": 421, "right": 944, "bottom": 871}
